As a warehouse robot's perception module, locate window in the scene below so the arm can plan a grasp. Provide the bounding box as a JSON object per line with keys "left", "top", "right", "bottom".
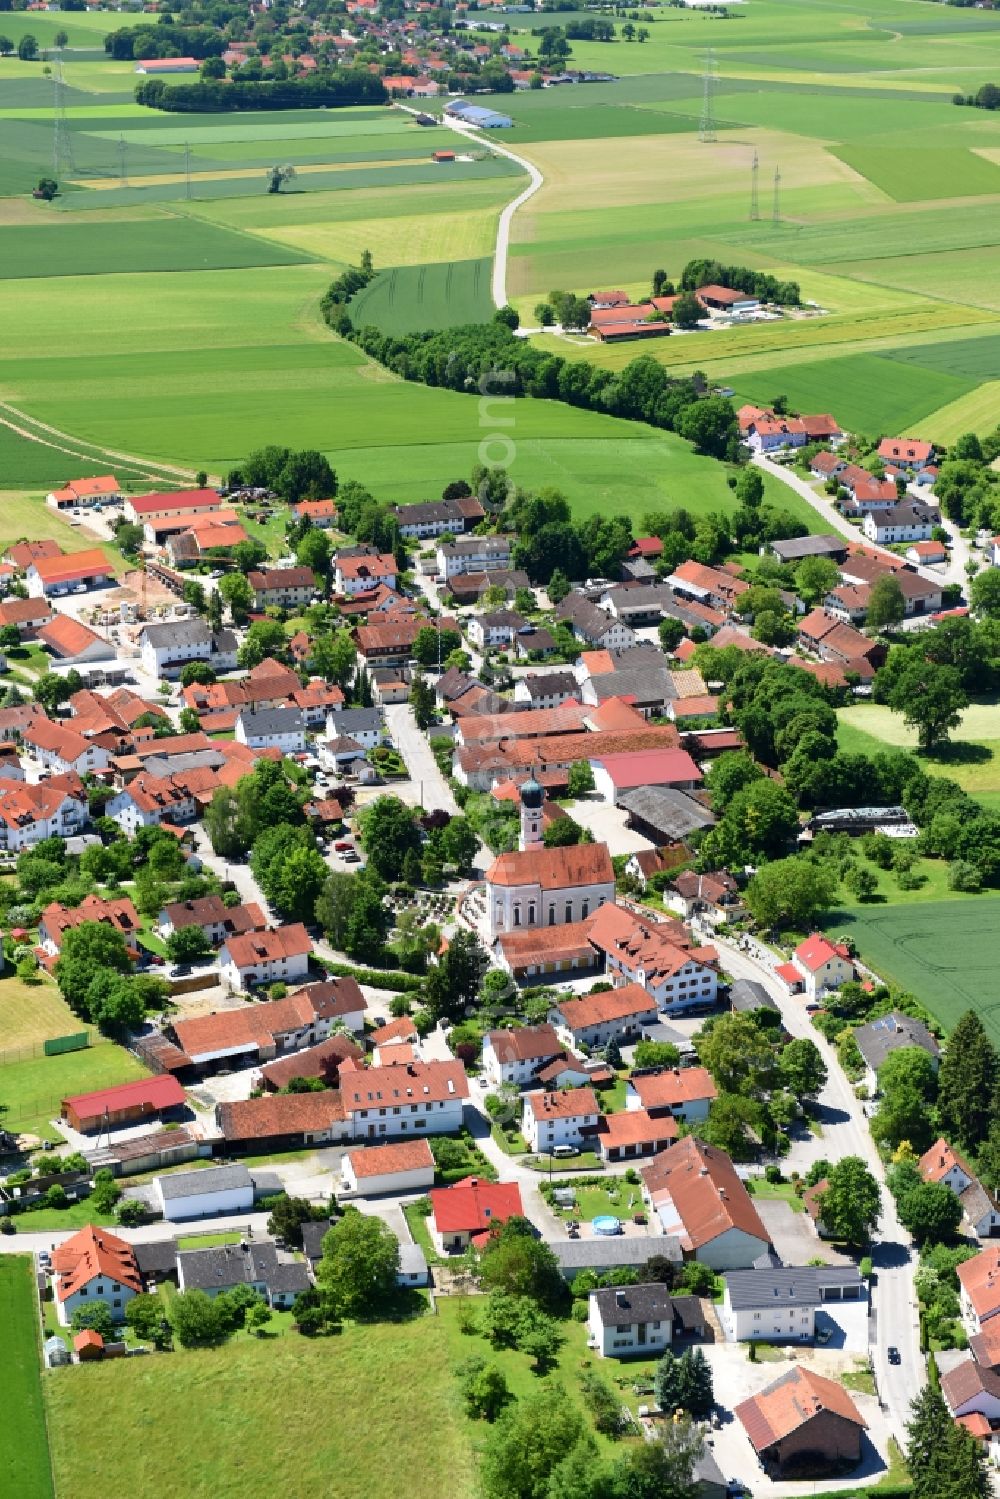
{"left": 548, "top": 907, "right": 555, "bottom": 926}
{"left": 528, "top": 903, "right": 536, "bottom": 924}
{"left": 513, "top": 905, "right": 521, "bottom": 928}
{"left": 565, "top": 902, "right": 572, "bottom": 922}
{"left": 581, "top": 901, "right": 589, "bottom": 920}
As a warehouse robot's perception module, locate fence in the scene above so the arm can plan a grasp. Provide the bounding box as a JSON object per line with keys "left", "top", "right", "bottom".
{"left": 43, "top": 1032, "right": 90, "bottom": 1058}
{"left": 0, "top": 1032, "right": 101, "bottom": 1069}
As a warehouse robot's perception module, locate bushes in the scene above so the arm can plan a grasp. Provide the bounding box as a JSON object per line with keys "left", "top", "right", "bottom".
{"left": 318, "top": 959, "right": 424, "bottom": 992}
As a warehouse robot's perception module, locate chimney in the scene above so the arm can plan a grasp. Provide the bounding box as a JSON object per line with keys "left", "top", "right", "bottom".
{"left": 469, "top": 1178, "right": 478, "bottom": 1188}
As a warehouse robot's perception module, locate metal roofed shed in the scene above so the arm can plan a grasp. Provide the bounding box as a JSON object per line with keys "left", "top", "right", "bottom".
{"left": 445, "top": 99, "right": 513, "bottom": 128}
{"left": 803, "top": 805, "right": 918, "bottom": 839}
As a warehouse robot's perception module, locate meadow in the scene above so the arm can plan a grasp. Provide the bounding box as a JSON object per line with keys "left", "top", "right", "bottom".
{"left": 349, "top": 257, "right": 495, "bottom": 334}
{"left": 0, "top": 218, "right": 316, "bottom": 280}
{"left": 0, "top": 1258, "right": 53, "bottom": 1499}
{"left": 0, "top": 975, "right": 93, "bottom": 1053}
{"left": 824, "top": 898, "right": 1000, "bottom": 1047}
{"left": 836, "top": 702, "right": 1000, "bottom": 804}
{"left": 0, "top": 1042, "right": 149, "bottom": 1140}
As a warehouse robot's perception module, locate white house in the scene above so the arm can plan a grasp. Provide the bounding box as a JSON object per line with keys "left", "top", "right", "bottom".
{"left": 341, "top": 1139, "right": 436, "bottom": 1197}
{"left": 522, "top": 1086, "right": 600, "bottom": 1154}
{"left": 585, "top": 905, "right": 719, "bottom": 1014}
{"left": 588, "top": 1283, "right": 677, "bottom": 1359}
{"left": 26, "top": 549, "right": 113, "bottom": 598}
{"left": 52, "top": 1225, "right": 141, "bottom": 1327}
{"left": 235, "top": 706, "right": 307, "bottom": 754}
{"left": 919, "top": 1139, "right": 1000, "bottom": 1241}
{"left": 863, "top": 504, "right": 934, "bottom": 546}
{"left": 338, "top": 1058, "right": 470, "bottom": 1141}
{"left": 324, "top": 707, "right": 384, "bottom": 750}
{"left": 960, "top": 1247, "right": 1000, "bottom": 1336}
{"left": 334, "top": 552, "right": 398, "bottom": 596}
{"left": 942, "top": 1360, "right": 1000, "bottom": 1423}
{"left": 156, "top": 1163, "right": 255, "bottom": 1222}
{"left": 105, "top": 773, "right": 197, "bottom": 836}
{"left": 428, "top": 1176, "right": 524, "bottom": 1253}
{"left": 790, "top": 934, "right": 855, "bottom": 1000}
{"left": 878, "top": 438, "right": 935, "bottom": 472}
{"left": 175, "top": 1240, "right": 311, "bottom": 1309}
{"left": 482, "top": 1024, "right": 564, "bottom": 1088}
{"left": 22, "top": 719, "right": 109, "bottom": 778}
{"left": 485, "top": 838, "right": 615, "bottom": 942}
{"left": 721, "top": 1265, "right": 865, "bottom": 1343}
{"left": 437, "top": 536, "right": 512, "bottom": 579}
{"left": 219, "top": 924, "right": 312, "bottom": 992}
{"left": 625, "top": 1066, "right": 717, "bottom": 1124}
{"left": 0, "top": 782, "right": 86, "bottom": 852}
{"left": 397, "top": 1243, "right": 429, "bottom": 1288}
{"left": 139, "top": 620, "right": 238, "bottom": 679}
{"left": 552, "top": 983, "right": 660, "bottom": 1051}
{"left": 467, "top": 610, "right": 525, "bottom": 650}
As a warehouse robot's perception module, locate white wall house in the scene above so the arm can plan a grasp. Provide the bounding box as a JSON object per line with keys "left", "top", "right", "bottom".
{"left": 339, "top": 1059, "right": 469, "bottom": 1141}
{"left": 52, "top": 1226, "right": 140, "bottom": 1327}
{"left": 791, "top": 935, "right": 855, "bottom": 1000}
{"left": 219, "top": 925, "right": 312, "bottom": 993}
{"left": 522, "top": 1087, "right": 599, "bottom": 1154}
{"left": 481, "top": 1025, "right": 564, "bottom": 1089}
{"left": 588, "top": 1284, "right": 676, "bottom": 1359}
{"left": 140, "top": 621, "right": 238, "bottom": 679}
{"left": 863, "top": 505, "right": 934, "bottom": 545}
{"left": 235, "top": 707, "right": 307, "bottom": 754}
{"left": 552, "top": 984, "right": 660, "bottom": 1051}
{"left": 341, "top": 1140, "right": 436, "bottom": 1197}
{"left": 721, "top": 1266, "right": 865, "bottom": 1343}
{"left": 156, "top": 1164, "right": 255, "bottom": 1222}
{"left": 437, "top": 536, "right": 512, "bottom": 579}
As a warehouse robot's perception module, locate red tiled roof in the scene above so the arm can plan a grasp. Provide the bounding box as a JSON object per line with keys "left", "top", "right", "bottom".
{"left": 640, "top": 1135, "right": 769, "bottom": 1252}
{"left": 793, "top": 933, "right": 851, "bottom": 972}
{"left": 370, "top": 1016, "right": 418, "bottom": 1046}
{"left": 486, "top": 841, "right": 613, "bottom": 891}
{"left": 878, "top": 438, "right": 933, "bottom": 464}
{"left": 630, "top": 1067, "right": 717, "bottom": 1111}
{"left": 430, "top": 1175, "right": 523, "bottom": 1234}
{"left": 223, "top": 923, "right": 312, "bottom": 968}
{"left": 339, "top": 1059, "right": 469, "bottom": 1112}
{"left": 487, "top": 1025, "right": 561, "bottom": 1064}
{"left": 600, "top": 1108, "right": 678, "bottom": 1149}
{"left": 129, "top": 489, "right": 220, "bottom": 515}
{"left": 52, "top": 1225, "right": 141, "bottom": 1302}
{"left": 593, "top": 747, "right": 701, "bottom": 790}
{"left": 28, "top": 549, "right": 111, "bottom": 585}
{"left": 736, "top": 1367, "right": 866, "bottom": 1452}
{"left": 525, "top": 1086, "right": 598, "bottom": 1121}
{"left": 556, "top": 981, "right": 658, "bottom": 1031}
{"left": 346, "top": 1139, "right": 434, "bottom": 1178}
{"left": 37, "top": 614, "right": 106, "bottom": 658}
{"left": 218, "top": 1090, "right": 346, "bottom": 1141}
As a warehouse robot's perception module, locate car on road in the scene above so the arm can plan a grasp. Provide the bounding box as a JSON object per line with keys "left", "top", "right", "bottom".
{"left": 888, "top": 1346, "right": 901, "bottom": 1365}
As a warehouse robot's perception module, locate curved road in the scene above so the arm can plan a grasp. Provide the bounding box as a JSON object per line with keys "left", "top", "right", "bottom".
{"left": 440, "top": 116, "right": 543, "bottom": 310}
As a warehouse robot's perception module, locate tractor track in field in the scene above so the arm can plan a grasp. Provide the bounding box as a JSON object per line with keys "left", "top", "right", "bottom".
{"left": 0, "top": 400, "right": 201, "bottom": 486}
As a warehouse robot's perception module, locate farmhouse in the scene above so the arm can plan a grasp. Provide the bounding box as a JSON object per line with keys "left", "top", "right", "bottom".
{"left": 698, "top": 284, "right": 759, "bottom": 315}
{"left": 341, "top": 1140, "right": 436, "bottom": 1197}
{"left": 216, "top": 1091, "right": 349, "bottom": 1153}
{"left": 36, "top": 614, "right": 114, "bottom": 665}
{"left": 339, "top": 1057, "right": 469, "bottom": 1140}
{"left": 640, "top": 1136, "right": 771, "bottom": 1268}
{"left": 125, "top": 488, "right": 221, "bottom": 524}
{"left": 552, "top": 982, "right": 660, "bottom": 1050}
{"left": 335, "top": 552, "right": 398, "bottom": 596}
{"left": 736, "top": 1367, "right": 866, "bottom": 1476}
{"left": 590, "top": 747, "right": 702, "bottom": 805}
{"left": 26, "top": 549, "right": 113, "bottom": 598}
{"left": 863, "top": 503, "right": 934, "bottom": 545}
{"left": 877, "top": 437, "right": 935, "bottom": 471}
{"left": 135, "top": 56, "right": 199, "bottom": 72}
{"left": 584, "top": 903, "right": 719, "bottom": 1013}
{"left": 47, "top": 476, "right": 121, "bottom": 509}
{"left": 258, "top": 1034, "right": 362, "bottom": 1092}
{"left": 170, "top": 978, "right": 365, "bottom": 1070}
{"left": 522, "top": 1086, "right": 600, "bottom": 1153}
{"left": 429, "top": 1176, "right": 524, "bottom": 1252}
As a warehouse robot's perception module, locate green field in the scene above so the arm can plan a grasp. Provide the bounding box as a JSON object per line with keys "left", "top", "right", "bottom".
{"left": 837, "top": 702, "right": 1000, "bottom": 802}
{"left": 45, "top": 1313, "right": 476, "bottom": 1499}
{"left": 825, "top": 898, "right": 1000, "bottom": 1047}
{"left": 349, "top": 258, "right": 494, "bottom": 334}
{"left": 0, "top": 218, "right": 316, "bottom": 280}
{"left": 0, "top": 1043, "right": 150, "bottom": 1140}
{"left": 0, "top": 1258, "right": 53, "bottom": 1499}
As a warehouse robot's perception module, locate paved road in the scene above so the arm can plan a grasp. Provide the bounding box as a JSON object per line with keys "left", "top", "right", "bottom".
{"left": 714, "top": 934, "right": 924, "bottom": 1437}
{"left": 440, "top": 116, "right": 543, "bottom": 309}
{"left": 383, "top": 703, "right": 460, "bottom": 818}
{"left": 0, "top": 1210, "right": 276, "bottom": 1257}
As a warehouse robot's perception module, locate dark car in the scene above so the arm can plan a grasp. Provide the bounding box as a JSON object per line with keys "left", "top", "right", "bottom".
{"left": 888, "top": 1346, "right": 901, "bottom": 1365}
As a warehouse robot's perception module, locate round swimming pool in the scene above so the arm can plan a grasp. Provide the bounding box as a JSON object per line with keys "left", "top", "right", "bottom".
{"left": 592, "top": 1215, "right": 622, "bottom": 1237}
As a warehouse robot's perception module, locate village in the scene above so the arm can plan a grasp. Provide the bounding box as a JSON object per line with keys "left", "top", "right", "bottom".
{"left": 1, "top": 409, "right": 999, "bottom": 1499}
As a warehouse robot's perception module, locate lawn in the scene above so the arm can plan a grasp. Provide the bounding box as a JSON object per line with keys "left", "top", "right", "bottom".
{"left": 15, "top": 1200, "right": 117, "bottom": 1233}
{"left": 823, "top": 897, "right": 1000, "bottom": 1047}
{"left": 175, "top": 1232, "right": 243, "bottom": 1250}
{"left": 836, "top": 702, "right": 1000, "bottom": 800}
{"left": 548, "top": 1178, "right": 646, "bottom": 1223}
{"left": 0, "top": 976, "right": 91, "bottom": 1053}
{"left": 45, "top": 1312, "right": 477, "bottom": 1499}
{"left": 0, "top": 1256, "right": 54, "bottom": 1499}
{"left": 836, "top": 855, "right": 1000, "bottom": 908}
{"left": 0, "top": 1043, "right": 150, "bottom": 1140}
{"left": 746, "top": 1177, "right": 805, "bottom": 1213}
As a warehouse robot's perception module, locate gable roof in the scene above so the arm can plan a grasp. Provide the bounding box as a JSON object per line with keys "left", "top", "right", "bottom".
{"left": 339, "top": 1058, "right": 469, "bottom": 1112}
{"left": 794, "top": 933, "right": 852, "bottom": 972}
{"left": 429, "top": 1175, "right": 523, "bottom": 1234}
{"left": 736, "top": 1367, "right": 866, "bottom": 1452}
{"left": 590, "top": 1282, "right": 676, "bottom": 1326}
{"left": 525, "top": 1086, "right": 598, "bottom": 1121}
{"left": 630, "top": 1067, "right": 717, "bottom": 1111}
{"left": 51, "top": 1224, "right": 141, "bottom": 1302}
{"left": 640, "top": 1136, "right": 770, "bottom": 1252}
{"left": 555, "top": 981, "right": 659, "bottom": 1031}
{"left": 346, "top": 1139, "right": 434, "bottom": 1178}
{"left": 28, "top": 549, "right": 111, "bottom": 585}
{"left": 959, "top": 1245, "right": 1000, "bottom": 1322}
{"left": 217, "top": 1090, "right": 346, "bottom": 1142}
{"left": 486, "top": 841, "right": 613, "bottom": 891}
{"left": 487, "top": 1024, "right": 562, "bottom": 1064}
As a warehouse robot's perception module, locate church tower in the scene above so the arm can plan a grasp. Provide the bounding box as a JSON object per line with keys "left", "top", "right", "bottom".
{"left": 519, "top": 775, "right": 544, "bottom": 852}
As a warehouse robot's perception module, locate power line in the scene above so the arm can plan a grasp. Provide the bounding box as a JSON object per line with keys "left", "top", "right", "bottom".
{"left": 699, "top": 49, "right": 716, "bottom": 143}
{"left": 184, "top": 141, "right": 192, "bottom": 200}
{"left": 750, "top": 148, "right": 759, "bottom": 221}
{"left": 52, "top": 52, "right": 76, "bottom": 178}
{"left": 118, "top": 133, "right": 129, "bottom": 189}
{"left": 772, "top": 165, "right": 781, "bottom": 225}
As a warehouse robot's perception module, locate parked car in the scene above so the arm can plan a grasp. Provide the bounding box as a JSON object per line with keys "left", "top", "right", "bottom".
{"left": 888, "top": 1346, "right": 901, "bottom": 1365}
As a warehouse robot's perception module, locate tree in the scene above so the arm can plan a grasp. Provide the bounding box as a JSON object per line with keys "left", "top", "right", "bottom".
{"left": 0, "top": 37, "right": 12, "bottom": 57}
{"left": 18, "top": 34, "right": 38, "bottom": 60}
{"left": 238, "top": 619, "right": 287, "bottom": 670}
{"left": 609, "top": 1420, "right": 703, "bottom": 1499}
{"left": 566, "top": 760, "right": 595, "bottom": 798}
{"left": 658, "top": 616, "right": 686, "bottom": 653}
{"left": 480, "top": 1383, "right": 589, "bottom": 1499}
{"left": 413, "top": 625, "right": 461, "bottom": 668}
{"left": 897, "top": 1180, "right": 963, "bottom": 1244}
{"left": 425, "top": 928, "right": 489, "bottom": 1024}
{"left": 814, "top": 1156, "right": 881, "bottom": 1245}
{"left": 699, "top": 1093, "right": 762, "bottom": 1160}
{"left": 358, "top": 795, "right": 422, "bottom": 881}
{"left": 71, "top": 1302, "right": 115, "bottom": 1339}
{"left": 459, "top": 1356, "right": 513, "bottom": 1421}
{"left": 441, "top": 815, "right": 478, "bottom": 875}
{"left": 125, "top": 1293, "right": 169, "bottom": 1346}
{"left": 296, "top": 526, "right": 332, "bottom": 578}
{"left": 970, "top": 567, "right": 1000, "bottom": 619}
{"left": 937, "top": 1010, "right": 998, "bottom": 1149}
{"left": 218, "top": 570, "right": 253, "bottom": 623}
{"left": 313, "top": 628, "right": 356, "bottom": 690}
{"left": 547, "top": 568, "right": 570, "bottom": 604}
{"left": 266, "top": 163, "right": 296, "bottom": 193}
{"left": 845, "top": 863, "right": 878, "bottom": 901}
{"left": 871, "top": 1083, "right": 936, "bottom": 1154}
{"left": 779, "top": 1037, "right": 828, "bottom": 1099}
{"left": 479, "top": 1218, "right": 565, "bottom": 1311}
{"left": 795, "top": 554, "right": 840, "bottom": 608}
{"left": 736, "top": 465, "right": 764, "bottom": 510}
{"left": 704, "top": 778, "right": 799, "bottom": 865}
{"left": 671, "top": 291, "right": 703, "bottom": 329}
{"left": 315, "top": 1208, "right": 399, "bottom": 1318}
{"left": 55, "top": 922, "right": 132, "bottom": 1012}
{"left": 247, "top": 1300, "right": 273, "bottom": 1336}
{"left": 164, "top": 925, "right": 213, "bottom": 963}
{"left": 117, "top": 1198, "right": 145, "bottom": 1228}
{"left": 744, "top": 855, "right": 837, "bottom": 932}
{"left": 908, "top": 1375, "right": 990, "bottom": 1499}
{"left": 678, "top": 1346, "right": 714, "bottom": 1419}
{"left": 543, "top": 818, "right": 584, "bottom": 848}
{"left": 410, "top": 672, "right": 435, "bottom": 730}
{"left": 34, "top": 671, "right": 74, "bottom": 714}
{"left": 34, "top": 177, "right": 59, "bottom": 201}
{"left": 867, "top": 573, "right": 906, "bottom": 630}
{"left": 265, "top": 1194, "right": 325, "bottom": 1249}
{"left": 696, "top": 1012, "right": 778, "bottom": 1098}
{"left": 878, "top": 1045, "right": 939, "bottom": 1103}
{"left": 90, "top": 1167, "right": 121, "bottom": 1215}
{"left": 170, "top": 1289, "right": 227, "bottom": 1348}
{"left": 180, "top": 660, "right": 216, "bottom": 687}
{"left": 885, "top": 657, "right": 969, "bottom": 752}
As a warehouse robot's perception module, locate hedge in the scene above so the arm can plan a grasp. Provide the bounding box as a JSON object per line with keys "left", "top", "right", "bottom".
{"left": 318, "top": 959, "right": 424, "bottom": 993}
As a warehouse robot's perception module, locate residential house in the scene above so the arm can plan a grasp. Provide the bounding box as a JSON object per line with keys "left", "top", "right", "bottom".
{"left": 669, "top": 869, "right": 744, "bottom": 926}
{"left": 721, "top": 1264, "right": 865, "bottom": 1342}
{"left": 341, "top": 1140, "right": 436, "bottom": 1197}
{"left": 292, "top": 499, "right": 336, "bottom": 528}
{"left": 219, "top": 924, "right": 312, "bottom": 992}
{"left": 512, "top": 671, "right": 580, "bottom": 711}
{"left": 481, "top": 1025, "right": 564, "bottom": 1088}
{"left": 587, "top": 1282, "right": 684, "bottom": 1358}
{"left": 176, "top": 1238, "right": 310, "bottom": 1309}
{"left": 863, "top": 504, "right": 934, "bottom": 546}
{"left": 247, "top": 567, "right": 317, "bottom": 611}
{"left": 339, "top": 1057, "right": 469, "bottom": 1141}
{"left": 522, "top": 1086, "right": 600, "bottom": 1154}
{"left": 669, "top": 560, "right": 750, "bottom": 615}
{"left": 854, "top": 1011, "right": 940, "bottom": 1095}
{"left": 919, "top": 1139, "right": 1000, "bottom": 1241}
{"left": 47, "top": 475, "right": 121, "bottom": 510}
{"left": 139, "top": 619, "right": 238, "bottom": 678}
{"left": 735, "top": 1367, "right": 867, "bottom": 1476}
{"left": 640, "top": 1136, "right": 772, "bottom": 1269}
{"left": 335, "top": 552, "right": 398, "bottom": 596}
{"left": 437, "top": 535, "right": 512, "bottom": 579}
{"left": 428, "top": 1176, "right": 523, "bottom": 1252}
{"left": 941, "top": 1361, "right": 1000, "bottom": 1422}
{"left": 585, "top": 904, "right": 719, "bottom": 1014}
{"left": 0, "top": 778, "right": 87, "bottom": 851}
{"left": 625, "top": 1066, "right": 717, "bottom": 1123}
{"left": 324, "top": 707, "right": 384, "bottom": 750}
{"left": 22, "top": 718, "right": 109, "bottom": 777}
{"left": 555, "top": 595, "right": 636, "bottom": 652}
{"left": 790, "top": 934, "right": 855, "bottom": 1000}
{"left": 26, "top": 549, "right": 113, "bottom": 598}
{"left": 39, "top": 893, "right": 141, "bottom": 957}
{"left": 158, "top": 895, "right": 266, "bottom": 946}
{"left": 960, "top": 1245, "right": 1000, "bottom": 1335}
{"left": 51, "top": 1225, "right": 141, "bottom": 1326}
{"left": 235, "top": 706, "right": 307, "bottom": 754}
{"left": 552, "top": 982, "right": 660, "bottom": 1051}
{"left": 467, "top": 609, "right": 527, "bottom": 650}
{"left": 877, "top": 438, "right": 935, "bottom": 472}
{"left": 394, "top": 496, "right": 484, "bottom": 538}
{"left": 0, "top": 597, "right": 53, "bottom": 638}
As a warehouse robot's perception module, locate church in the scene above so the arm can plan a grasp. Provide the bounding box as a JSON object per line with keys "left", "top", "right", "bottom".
{"left": 484, "top": 777, "right": 616, "bottom": 942}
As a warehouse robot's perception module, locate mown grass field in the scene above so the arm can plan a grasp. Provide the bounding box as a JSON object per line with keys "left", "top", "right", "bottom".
{"left": 0, "top": 976, "right": 92, "bottom": 1053}
{"left": 836, "top": 702, "right": 1000, "bottom": 801}
{"left": 45, "top": 1313, "right": 477, "bottom": 1499}
{"left": 824, "top": 897, "right": 1000, "bottom": 1046}
{"left": 0, "top": 1042, "right": 149, "bottom": 1140}
{"left": 0, "top": 218, "right": 316, "bottom": 280}
{"left": 0, "top": 1258, "right": 53, "bottom": 1499}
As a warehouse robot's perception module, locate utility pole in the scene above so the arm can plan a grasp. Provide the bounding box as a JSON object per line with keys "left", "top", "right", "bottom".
{"left": 118, "top": 134, "right": 129, "bottom": 190}
{"left": 699, "top": 49, "right": 716, "bottom": 143}
{"left": 772, "top": 165, "right": 781, "bottom": 225}
{"left": 750, "top": 149, "right": 760, "bottom": 221}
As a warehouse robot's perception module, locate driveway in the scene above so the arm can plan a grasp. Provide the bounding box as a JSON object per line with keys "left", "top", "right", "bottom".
{"left": 753, "top": 1199, "right": 851, "bottom": 1270}
{"left": 563, "top": 798, "right": 655, "bottom": 856}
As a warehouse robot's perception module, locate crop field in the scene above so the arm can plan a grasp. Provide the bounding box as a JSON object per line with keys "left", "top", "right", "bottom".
{"left": 349, "top": 258, "right": 494, "bottom": 334}
{"left": 45, "top": 1314, "right": 476, "bottom": 1499}
{"left": 824, "top": 899, "right": 1000, "bottom": 1047}
{"left": 0, "top": 218, "right": 316, "bottom": 280}
{"left": 0, "top": 1258, "right": 53, "bottom": 1499}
